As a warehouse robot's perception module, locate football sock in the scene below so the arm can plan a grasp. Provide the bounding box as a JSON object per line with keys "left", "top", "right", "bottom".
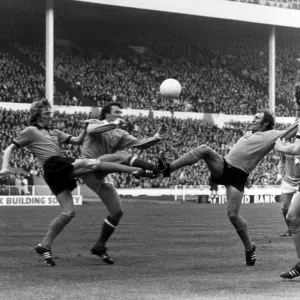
{"left": 41, "top": 214, "right": 73, "bottom": 249}
{"left": 229, "top": 216, "right": 253, "bottom": 251}
{"left": 170, "top": 147, "right": 202, "bottom": 172}
{"left": 129, "top": 157, "right": 158, "bottom": 171}
{"left": 95, "top": 216, "right": 119, "bottom": 249}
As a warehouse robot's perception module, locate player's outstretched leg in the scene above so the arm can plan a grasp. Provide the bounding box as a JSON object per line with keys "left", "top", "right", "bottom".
{"left": 99, "top": 152, "right": 162, "bottom": 176}
{"left": 157, "top": 145, "right": 221, "bottom": 178}
{"left": 73, "top": 159, "right": 160, "bottom": 178}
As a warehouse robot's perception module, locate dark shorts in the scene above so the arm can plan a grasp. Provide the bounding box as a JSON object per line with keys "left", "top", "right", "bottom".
{"left": 43, "top": 156, "right": 77, "bottom": 196}
{"left": 211, "top": 159, "right": 249, "bottom": 192}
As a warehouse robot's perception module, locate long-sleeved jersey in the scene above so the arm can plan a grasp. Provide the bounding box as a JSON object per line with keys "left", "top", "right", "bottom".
{"left": 80, "top": 120, "right": 161, "bottom": 159}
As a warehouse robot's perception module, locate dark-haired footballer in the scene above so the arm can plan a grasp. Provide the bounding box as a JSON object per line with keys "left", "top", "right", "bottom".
{"left": 80, "top": 102, "right": 168, "bottom": 264}
{"left": 158, "top": 108, "right": 299, "bottom": 266}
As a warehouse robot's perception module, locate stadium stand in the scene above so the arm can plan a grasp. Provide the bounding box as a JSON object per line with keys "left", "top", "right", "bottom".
{"left": 1, "top": 30, "right": 299, "bottom": 116}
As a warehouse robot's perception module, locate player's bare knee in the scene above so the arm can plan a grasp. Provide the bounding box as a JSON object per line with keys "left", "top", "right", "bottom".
{"left": 228, "top": 215, "right": 247, "bottom": 230}
{"left": 227, "top": 208, "right": 239, "bottom": 220}
{"left": 118, "top": 151, "right": 131, "bottom": 164}
{"left": 190, "top": 145, "right": 211, "bottom": 161}
{"left": 198, "top": 145, "right": 211, "bottom": 155}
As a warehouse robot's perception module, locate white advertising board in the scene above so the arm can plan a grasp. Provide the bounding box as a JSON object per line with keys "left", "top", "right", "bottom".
{"left": 0, "top": 196, "right": 83, "bottom": 206}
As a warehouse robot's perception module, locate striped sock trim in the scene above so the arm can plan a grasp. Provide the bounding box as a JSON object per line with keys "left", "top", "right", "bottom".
{"left": 104, "top": 218, "right": 116, "bottom": 229}
{"left": 129, "top": 156, "right": 137, "bottom": 166}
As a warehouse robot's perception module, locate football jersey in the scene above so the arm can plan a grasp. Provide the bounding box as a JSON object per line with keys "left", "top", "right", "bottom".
{"left": 81, "top": 120, "right": 160, "bottom": 158}
{"left": 225, "top": 130, "right": 284, "bottom": 174}
{"left": 13, "top": 126, "right": 71, "bottom": 166}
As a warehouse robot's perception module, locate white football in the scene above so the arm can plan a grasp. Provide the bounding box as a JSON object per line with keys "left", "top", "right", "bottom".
{"left": 159, "top": 78, "right": 181, "bottom": 98}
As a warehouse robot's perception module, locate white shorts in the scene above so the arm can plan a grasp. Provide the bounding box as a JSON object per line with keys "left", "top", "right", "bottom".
{"left": 281, "top": 180, "right": 299, "bottom": 194}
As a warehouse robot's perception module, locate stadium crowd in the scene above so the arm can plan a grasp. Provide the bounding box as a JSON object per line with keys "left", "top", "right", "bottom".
{"left": 0, "top": 48, "right": 45, "bottom": 104}
{"left": 1, "top": 35, "right": 298, "bottom": 116}
{"left": 202, "top": 37, "right": 300, "bottom": 115}
{"left": 0, "top": 107, "right": 289, "bottom": 188}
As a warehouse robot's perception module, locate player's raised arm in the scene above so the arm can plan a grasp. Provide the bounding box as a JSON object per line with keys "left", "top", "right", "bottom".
{"left": 120, "top": 123, "right": 169, "bottom": 150}
{"left": 275, "top": 131, "right": 300, "bottom": 155}
{"left": 279, "top": 120, "right": 299, "bottom": 141}
{"left": 68, "top": 119, "right": 107, "bottom": 145}
{"left": 87, "top": 118, "right": 127, "bottom": 135}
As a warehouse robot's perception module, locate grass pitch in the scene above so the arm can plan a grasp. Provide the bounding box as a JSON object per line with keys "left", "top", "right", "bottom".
{"left": 0, "top": 201, "right": 299, "bottom": 300}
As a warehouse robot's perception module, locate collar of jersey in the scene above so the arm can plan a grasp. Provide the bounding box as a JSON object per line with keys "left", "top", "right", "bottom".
{"left": 33, "top": 123, "right": 52, "bottom": 131}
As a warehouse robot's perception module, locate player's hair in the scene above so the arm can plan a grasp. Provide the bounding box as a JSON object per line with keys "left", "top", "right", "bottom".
{"left": 99, "top": 102, "right": 123, "bottom": 120}
{"left": 258, "top": 109, "right": 275, "bottom": 131}
{"left": 29, "top": 98, "right": 52, "bottom": 125}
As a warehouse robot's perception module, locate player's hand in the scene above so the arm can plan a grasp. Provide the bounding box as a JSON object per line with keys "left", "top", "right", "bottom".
{"left": 114, "top": 118, "right": 127, "bottom": 127}
{"left": 157, "top": 123, "right": 168, "bottom": 137}
{"left": 244, "top": 131, "right": 252, "bottom": 139}
{"left": 84, "top": 119, "right": 101, "bottom": 124}
{"left": 275, "top": 138, "right": 289, "bottom": 152}
{"left": 83, "top": 119, "right": 101, "bottom": 130}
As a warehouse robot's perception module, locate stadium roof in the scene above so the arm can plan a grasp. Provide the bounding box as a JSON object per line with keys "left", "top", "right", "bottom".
{"left": 70, "top": 0, "right": 300, "bottom": 28}
{"left": 1, "top": 0, "right": 300, "bottom": 42}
